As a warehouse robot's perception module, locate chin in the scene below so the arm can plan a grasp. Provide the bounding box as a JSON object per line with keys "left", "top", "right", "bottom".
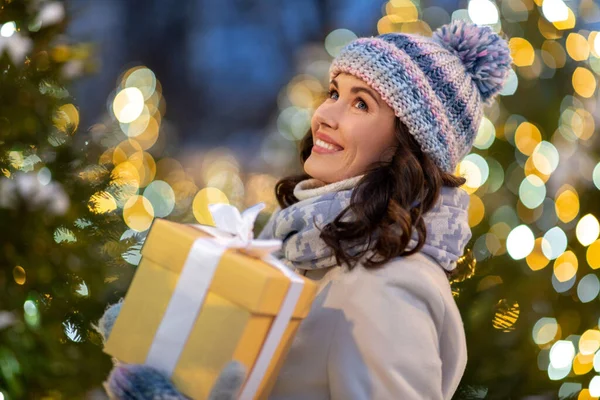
{"left": 304, "top": 159, "right": 328, "bottom": 183}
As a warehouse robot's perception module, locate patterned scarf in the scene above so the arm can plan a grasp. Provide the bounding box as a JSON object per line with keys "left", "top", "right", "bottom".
{"left": 257, "top": 175, "right": 472, "bottom": 272}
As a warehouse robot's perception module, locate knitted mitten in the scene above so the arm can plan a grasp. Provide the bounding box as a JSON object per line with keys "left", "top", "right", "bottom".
{"left": 94, "top": 301, "right": 246, "bottom": 400}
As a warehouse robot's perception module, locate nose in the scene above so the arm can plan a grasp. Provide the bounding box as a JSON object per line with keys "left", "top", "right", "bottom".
{"left": 312, "top": 101, "right": 340, "bottom": 131}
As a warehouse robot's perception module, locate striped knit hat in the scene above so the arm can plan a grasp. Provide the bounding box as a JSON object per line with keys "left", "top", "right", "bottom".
{"left": 329, "top": 20, "right": 513, "bottom": 173}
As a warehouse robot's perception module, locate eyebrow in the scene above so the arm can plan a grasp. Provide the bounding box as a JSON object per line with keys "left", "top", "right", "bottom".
{"left": 331, "top": 79, "right": 380, "bottom": 107}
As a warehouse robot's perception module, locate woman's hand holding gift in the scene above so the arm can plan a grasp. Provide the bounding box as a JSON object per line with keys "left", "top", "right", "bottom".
{"left": 94, "top": 300, "right": 246, "bottom": 400}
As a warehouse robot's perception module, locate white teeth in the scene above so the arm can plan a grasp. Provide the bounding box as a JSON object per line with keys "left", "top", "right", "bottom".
{"left": 315, "top": 138, "right": 342, "bottom": 151}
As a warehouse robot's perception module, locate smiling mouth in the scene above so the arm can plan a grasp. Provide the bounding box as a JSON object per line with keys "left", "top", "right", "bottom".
{"left": 314, "top": 138, "right": 343, "bottom": 151}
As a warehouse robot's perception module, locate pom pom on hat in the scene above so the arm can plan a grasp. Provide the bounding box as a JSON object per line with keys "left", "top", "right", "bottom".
{"left": 433, "top": 20, "right": 513, "bottom": 104}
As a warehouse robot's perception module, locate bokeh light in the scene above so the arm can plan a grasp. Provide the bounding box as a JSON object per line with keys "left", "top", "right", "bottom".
{"left": 468, "top": 0, "right": 499, "bottom": 25}
{"left": 531, "top": 141, "right": 559, "bottom": 175}
{"left": 549, "top": 340, "right": 575, "bottom": 369}
{"left": 553, "top": 250, "right": 578, "bottom": 283}
{"left": 532, "top": 317, "right": 559, "bottom": 345}
{"left": 144, "top": 180, "right": 175, "bottom": 218}
{"left": 113, "top": 87, "right": 145, "bottom": 123}
{"left": 507, "top": 224, "right": 535, "bottom": 260}
{"left": 542, "top": 227, "right": 568, "bottom": 260}
{"left": 458, "top": 153, "right": 489, "bottom": 193}
{"left": 577, "top": 274, "right": 600, "bottom": 303}
{"left": 474, "top": 117, "right": 496, "bottom": 150}
{"left": 541, "top": 0, "right": 569, "bottom": 22}
{"left": 192, "top": 187, "right": 230, "bottom": 225}
{"left": 577, "top": 214, "right": 600, "bottom": 247}
{"left": 572, "top": 67, "right": 596, "bottom": 98}
{"left": 324, "top": 29, "right": 358, "bottom": 58}
{"left": 123, "top": 195, "right": 154, "bottom": 232}
{"left": 588, "top": 240, "right": 600, "bottom": 270}
{"left": 519, "top": 175, "right": 546, "bottom": 209}
{"left": 13, "top": 266, "right": 26, "bottom": 285}
{"left": 555, "top": 187, "right": 579, "bottom": 223}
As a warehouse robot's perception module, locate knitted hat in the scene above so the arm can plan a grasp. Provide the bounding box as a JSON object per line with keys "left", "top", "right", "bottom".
{"left": 329, "top": 20, "right": 513, "bottom": 173}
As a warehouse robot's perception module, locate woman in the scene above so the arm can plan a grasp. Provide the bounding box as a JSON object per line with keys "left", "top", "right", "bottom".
{"left": 95, "top": 20, "right": 512, "bottom": 399}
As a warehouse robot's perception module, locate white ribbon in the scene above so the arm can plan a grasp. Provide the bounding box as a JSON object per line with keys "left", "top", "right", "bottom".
{"left": 144, "top": 202, "right": 304, "bottom": 400}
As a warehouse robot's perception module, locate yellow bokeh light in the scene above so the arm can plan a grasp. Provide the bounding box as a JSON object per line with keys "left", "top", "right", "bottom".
{"left": 526, "top": 237, "right": 550, "bottom": 271}
{"left": 572, "top": 67, "right": 596, "bottom": 98}
{"left": 377, "top": 15, "right": 400, "bottom": 34}
{"left": 386, "top": 0, "right": 419, "bottom": 23}
{"left": 88, "top": 191, "right": 118, "bottom": 214}
{"left": 538, "top": 16, "right": 563, "bottom": 40}
{"left": 577, "top": 388, "right": 598, "bottom": 400}
{"left": 398, "top": 21, "right": 432, "bottom": 36}
{"left": 13, "top": 265, "right": 26, "bottom": 285}
{"left": 552, "top": 7, "right": 576, "bottom": 30}
{"left": 509, "top": 37, "right": 535, "bottom": 67}
{"left": 579, "top": 329, "right": 600, "bottom": 355}
{"left": 128, "top": 151, "right": 156, "bottom": 188}
{"left": 515, "top": 122, "right": 542, "bottom": 156}
{"left": 554, "top": 250, "right": 578, "bottom": 282}
{"left": 525, "top": 155, "right": 550, "bottom": 182}
{"left": 569, "top": 108, "right": 595, "bottom": 141}
{"left": 532, "top": 317, "right": 559, "bottom": 345}
{"left": 113, "top": 139, "right": 143, "bottom": 166}
{"left": 133, "top": 116, "right": 160, "bottom": 150}
{"left": 123, "top": 195, "right": 154, "bottom": 232}
{"left": 468, "top": 194, "right": 485, "bottom": 227}
{"left": 541, "top": 40, "right": 567, "bottom": 68}
{"left": 555, "top": 187, "right": 579, "bottom": 223}
{"left": 110, "top": 161, "right": 141, "bottom": 191}
{"left": 192, "top": 187, "right": 230, "bottom": 225}
{"left": 287, "top": 77, "right": 322, "bottom": 109}
{"left": 587, "top": 240, "right": 600, "bottom": 269}
{"left": 52, "top": 103, "right": 79, "bottom": 133}
{"left": 566, "top": 33, "right": 590, "bottom": 61}
{"left": 573, "top": 352, "right": 595, "bottom": 375}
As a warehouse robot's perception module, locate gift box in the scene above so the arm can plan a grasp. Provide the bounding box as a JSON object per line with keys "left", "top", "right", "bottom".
{"left": 103, "top": 203, "right": 317, "bottom": 400}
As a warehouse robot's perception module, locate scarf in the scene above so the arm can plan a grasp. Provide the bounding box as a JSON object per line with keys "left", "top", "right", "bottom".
{"left": 257, "top": 174, "right": 472, "bottom": 272}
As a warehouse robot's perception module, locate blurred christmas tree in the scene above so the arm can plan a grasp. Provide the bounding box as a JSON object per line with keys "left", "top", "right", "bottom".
{"left": 0, "top": 0, "right": 133, "bottom": 397}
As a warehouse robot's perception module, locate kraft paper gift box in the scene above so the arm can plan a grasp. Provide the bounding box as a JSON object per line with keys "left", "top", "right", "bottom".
{"left": 103, "top": 203, "right": 317, "bottom": 400}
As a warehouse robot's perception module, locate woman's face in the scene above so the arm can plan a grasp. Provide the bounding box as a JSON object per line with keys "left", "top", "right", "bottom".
{"left": 304, "top": 72, "right": 398, "bottom": 184}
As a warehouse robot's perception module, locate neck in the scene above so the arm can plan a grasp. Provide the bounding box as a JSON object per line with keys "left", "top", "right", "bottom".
{"left": 293, "top": 174, "right": 365, "bottom": 201}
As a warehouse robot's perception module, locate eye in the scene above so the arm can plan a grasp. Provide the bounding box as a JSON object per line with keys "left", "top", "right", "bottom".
{"left": 355, "top": 98, "right": 368, "bottom": 111}
{"left": 327, "top": 89, "right": 369, "bottom": 112}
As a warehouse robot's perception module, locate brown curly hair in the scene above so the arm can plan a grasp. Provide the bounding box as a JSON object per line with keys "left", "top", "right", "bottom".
{"left": 273, "top": 117, "right": 467, "bottom": 279}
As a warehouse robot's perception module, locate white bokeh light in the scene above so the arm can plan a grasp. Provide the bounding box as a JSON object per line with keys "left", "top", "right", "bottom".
{"left": 468, "top": 0, "right": 500, "bottom": 25}
{"left": 506, "top": 224, "right": 535, "bottom": 260}
{"left": 0, "top": 22, "right": 16, "bottom": 37}
{"left": 576, "top": 214, "right": 600, "bottom": 246}
{"left": 591, "top": 375, "right": 600, "bottom": 397}
{"left": 112, "top": 87, "right": 145, "bottom": 124}
{"left": 549, "top": 340, "right": 575, "bottom": 369}
{"left": 542, "top": 227, "right": 567, "bottom": 260}
{"left": 541, "top": 0, "right": 569, "bottom": 22}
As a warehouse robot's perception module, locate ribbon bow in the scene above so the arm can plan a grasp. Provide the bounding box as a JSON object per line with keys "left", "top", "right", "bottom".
{"left": 194, "top": 202, "right": 282, "bottom": 260}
